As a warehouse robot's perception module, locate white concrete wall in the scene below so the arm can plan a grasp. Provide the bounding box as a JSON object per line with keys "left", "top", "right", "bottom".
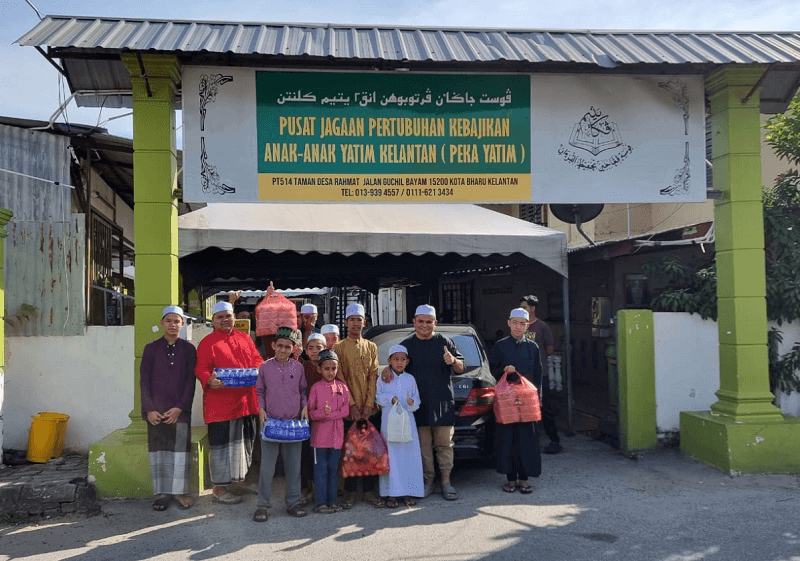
{"left": 4, "top": 327, "right": 135, "bottom": 454}
{"left": 653, "top": 313, "right": 720, "bottom": 432}
{"left": 772, "top": 320, "right": 800, "bottom": 417}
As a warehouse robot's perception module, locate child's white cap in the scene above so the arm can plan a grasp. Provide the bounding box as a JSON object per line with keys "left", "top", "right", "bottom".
{"left": 509, "top": 308, "right": 530, "bottom": 321}
{"left": 389, "top": 344, "right": 408, "bottom": 358}
{"left": 320, "top": 324, "right": 339, "bottom": 335}
{"left": 162, "top": 305, "right": 184, "bottom": 319}
{"left": 307, "top": 333, "right": 326, "bottom": 345}
{"left": 346, "top": 303, "right": 365, "bottom": 319}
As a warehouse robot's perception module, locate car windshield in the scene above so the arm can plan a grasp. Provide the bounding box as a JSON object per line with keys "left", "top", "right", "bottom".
{"left": 376, "top": 332, "right": 482, "bottom": 368}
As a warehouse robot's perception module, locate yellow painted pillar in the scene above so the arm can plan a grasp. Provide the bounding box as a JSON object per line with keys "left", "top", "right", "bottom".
{"left": 681, "top": 66, "right": 800, "bottom": 473}
{"left": 89, "top": 54, "right": 182, "bottom": 497}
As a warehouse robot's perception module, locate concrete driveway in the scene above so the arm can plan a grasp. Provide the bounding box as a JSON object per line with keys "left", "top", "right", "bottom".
{"left": 1, "top": 434, "right": 798, "bottom": 561}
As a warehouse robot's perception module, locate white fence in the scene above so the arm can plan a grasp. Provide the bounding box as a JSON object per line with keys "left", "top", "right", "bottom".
{"left": 4, "top": 315, "right": 798, "bottom": 454}
{"left": 653, "top": 313, "right": 720, "bottom": 433}
{"left": 3, "top": 327, "right": 135, "bottom": 454}
{"left": 653, "top": 313, "right": 800, "bottom": 434}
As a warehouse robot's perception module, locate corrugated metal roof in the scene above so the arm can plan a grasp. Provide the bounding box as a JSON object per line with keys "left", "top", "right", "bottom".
{"left": 16, "top": 16, "right": 800, "bottom": 112}
{"left": 18, "top": 16, "right": 800, "bottom": 65}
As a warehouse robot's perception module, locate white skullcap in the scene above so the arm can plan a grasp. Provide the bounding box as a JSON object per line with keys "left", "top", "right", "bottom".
{"left": 509, "top": 308, "right": 530, "bottom": 320}
{"left": 389, "top": 344, "right": 408, "bottom": 357}
{"left": 320, "top": 324, "right": 340, "bottom": 335}
{"left": 307, "top": 333, "right": 326, "bottom": 345}
{"left": 212, "top": 301, "right": 234, "bottom": 316}
{"left": 346, "top": 303, "right": 365, "bottom": 319}
{"left": 300, "top": 303, "right": 318, "bottom": 314}
{"left": 162, "top": 305, "right": 184, "bottom": 319}
{"left": 415, "top": 304, "right": 436, "bottom": 318}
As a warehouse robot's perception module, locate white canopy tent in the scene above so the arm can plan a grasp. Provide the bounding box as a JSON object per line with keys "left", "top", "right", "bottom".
{"left": 178, "top": 202, "right": 574, "bottom": 424}
{"left": 178, "top": 203, "right": 568, "bottom": 278}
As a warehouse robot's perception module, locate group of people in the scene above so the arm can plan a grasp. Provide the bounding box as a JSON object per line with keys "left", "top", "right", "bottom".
{"left": 139, "top": 293, "right": 558, "bottom": 520}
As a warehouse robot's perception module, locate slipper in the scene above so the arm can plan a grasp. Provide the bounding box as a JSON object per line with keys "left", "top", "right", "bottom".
{"left": 330, "top": 504, "right": 343, "bottom": 512}
{"left": 152, "top": 496, "right": 171, "bottom": 511}
{"left": 363, "top": 493, "right": 385, "bottom": 508}
{"left": 385, "top": 497, "right": 399, "bottom": 508}
{"left": 503, "top": 482, "right": 517, "bottom": 493}
{"left": 253, "top": 508, "right": 269, "bottom": 522}
{"left": 313, "top": 504, "right": 336, "bottom": 514}
{"left": 287, "top": 506, "right": 308, "bottom": 517}
{"left": 340, "top": 492, "right": 356, "bottom": 509}
{"left": 175, "top": 495, "right": 193, "bottom": 510}
{"left": 213, "top": 491, "right": 243, "bottom": 505}
{"left": 403, "top": 496, "right": 417, "bottom": 507}
{"left": 441, "top": 484, "right": 458, "bottom": 501}
{"left": 423, "top": 482, "right": 435, "bottom": 498}
{"left": 518, "top": 482, "right": 533, "bottom": 494}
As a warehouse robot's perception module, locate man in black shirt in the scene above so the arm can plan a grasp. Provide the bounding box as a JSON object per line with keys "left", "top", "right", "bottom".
{"left": 398, "top": 304, "right": 464, "bottom": 500}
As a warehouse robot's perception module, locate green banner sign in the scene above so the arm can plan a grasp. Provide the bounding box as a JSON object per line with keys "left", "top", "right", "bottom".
{"left": 256, "top": 71, "right": 530, "bottom": 201}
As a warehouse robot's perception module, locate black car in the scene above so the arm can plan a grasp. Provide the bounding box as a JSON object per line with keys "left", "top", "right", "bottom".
{"left": 366, "top": 324, "right": 496, "bottom": 461}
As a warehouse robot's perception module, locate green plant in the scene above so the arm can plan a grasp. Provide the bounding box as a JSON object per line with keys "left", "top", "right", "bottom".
{"left": 642, "top": 256, "right": 717, "bottom": 321}
{"left": 763, "top": 97, "right": 800, "bottom": 393}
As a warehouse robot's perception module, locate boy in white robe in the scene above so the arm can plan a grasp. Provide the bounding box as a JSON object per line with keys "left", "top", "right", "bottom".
{"left": 376, "top": 345, "right": 424, "bottom": 507}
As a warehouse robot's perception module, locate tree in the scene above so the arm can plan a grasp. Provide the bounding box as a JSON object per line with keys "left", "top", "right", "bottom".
{"left": 645, "top": 95, "right": 800, "bottom": 393}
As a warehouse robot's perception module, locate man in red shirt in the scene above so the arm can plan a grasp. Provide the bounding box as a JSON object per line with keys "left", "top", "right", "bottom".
{"left": 196, "top": 301, "right": 264, "bottom": 504}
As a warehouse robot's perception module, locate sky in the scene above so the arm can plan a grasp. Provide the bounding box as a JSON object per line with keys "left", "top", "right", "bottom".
{"left": 3, "top": 0, "right": 800, "bottom": 142}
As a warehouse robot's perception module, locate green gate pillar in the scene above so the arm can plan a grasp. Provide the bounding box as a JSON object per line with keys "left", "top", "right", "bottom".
{"left": 681, "top": 66, "right": 800, "bottom": 473}
{"left": 0, "top": 208, "right": 12, "bottom": 454}
{"left": 89, "top": 54, "right": 181, "bottom": 497}
{"left": 617, "top": 310, "right": 656, "bottom": 455}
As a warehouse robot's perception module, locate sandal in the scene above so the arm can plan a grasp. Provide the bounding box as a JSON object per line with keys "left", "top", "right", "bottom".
{"left": 518, "top": 482, "right": 533, "bottom": 494}
{"left": 403, "top": 497, "right": 417, "bottom": 507}
{"left": 385, "top": 497, "right": 399, "bottom": 509}
{"left": 152, "top": 495, "right": 171, "bottom": 511}
{"left": 363, "top": 492, "right": 385, "bottom": 508}
{"left": 287, "top": 506, "right": 308, "bottom": 517}
{"left": 503, "top": 482, "right": 517, "bottom": 493}
{"left": 441, "top": 484, "right": 458, "bottom": 501}
{"left": 330, "top": 504, "right": 343, "bottom": 512}
{"left": 175, "top": 494, "right": 193, "bottom": 510}
{"left": 340, "top": 493, "right": 356, "bottom": 509}
{"left": 253, "top": 508, "right": 269, "bottom": 522}
{"left": 213, "top": 491, "right": 242, "bottom": 505}
{"left": 313, "top": 504, "right": 336, "bottom": 514}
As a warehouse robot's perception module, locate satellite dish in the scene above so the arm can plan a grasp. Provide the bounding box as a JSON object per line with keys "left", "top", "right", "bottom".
{"left": 548, "top": 204, "right": 605, "bottom": 246}
{"left": 549, "top": 204, "right": 604, "bottom": 224}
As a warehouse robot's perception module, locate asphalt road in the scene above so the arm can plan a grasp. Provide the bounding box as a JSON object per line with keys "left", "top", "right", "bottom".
{"left": 2, "top": 434, "right": 799, "bottom": 561}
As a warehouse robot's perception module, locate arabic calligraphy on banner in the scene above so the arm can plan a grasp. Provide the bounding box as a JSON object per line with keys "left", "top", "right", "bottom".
{"left": 181, "top": 67, "right": 706, "bottom": 203}
{"left": 256, "top": 71, "right": 531, "bottom": 201}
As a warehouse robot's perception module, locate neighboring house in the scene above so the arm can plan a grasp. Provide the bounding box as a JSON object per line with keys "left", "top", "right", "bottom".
{"left": 0, "top": 117, "right": 204, "bottom": 456}
{"left": 0, "top": 117, "right": 136, "bottom": 456}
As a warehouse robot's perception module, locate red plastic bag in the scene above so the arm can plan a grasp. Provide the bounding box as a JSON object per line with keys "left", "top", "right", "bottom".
{"left": 255, "top": 292, "right": 297, "bottom": 336}
{"left": 493, "top": 372, "right": 542, "bottom": 424}
{"left": 341, "top": 420, "right": 390, "bottom": 477}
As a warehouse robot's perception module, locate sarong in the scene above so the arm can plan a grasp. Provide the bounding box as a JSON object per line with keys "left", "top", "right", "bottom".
{"left": 208, "top": 415, "right": 258, "bottom": 485}
{"left": 148, "top": 421, "right": 192, "bottom": 495}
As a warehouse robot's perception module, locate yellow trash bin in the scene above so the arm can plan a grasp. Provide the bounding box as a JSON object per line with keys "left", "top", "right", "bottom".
{"left": 26, "top": 412, "right": 70, "bottom": 462}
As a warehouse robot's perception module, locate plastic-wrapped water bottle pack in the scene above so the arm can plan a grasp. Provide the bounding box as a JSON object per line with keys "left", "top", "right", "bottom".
{"left": 213, "top": 367, "right": 259, "bottom": 387}
{"left": 261, "top": 419, "right": 310, "bottom": 442}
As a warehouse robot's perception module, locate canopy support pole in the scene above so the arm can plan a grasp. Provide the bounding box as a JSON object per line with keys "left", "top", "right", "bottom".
{"left": 562, "top": 276, "right": 572, "bottom": 430}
